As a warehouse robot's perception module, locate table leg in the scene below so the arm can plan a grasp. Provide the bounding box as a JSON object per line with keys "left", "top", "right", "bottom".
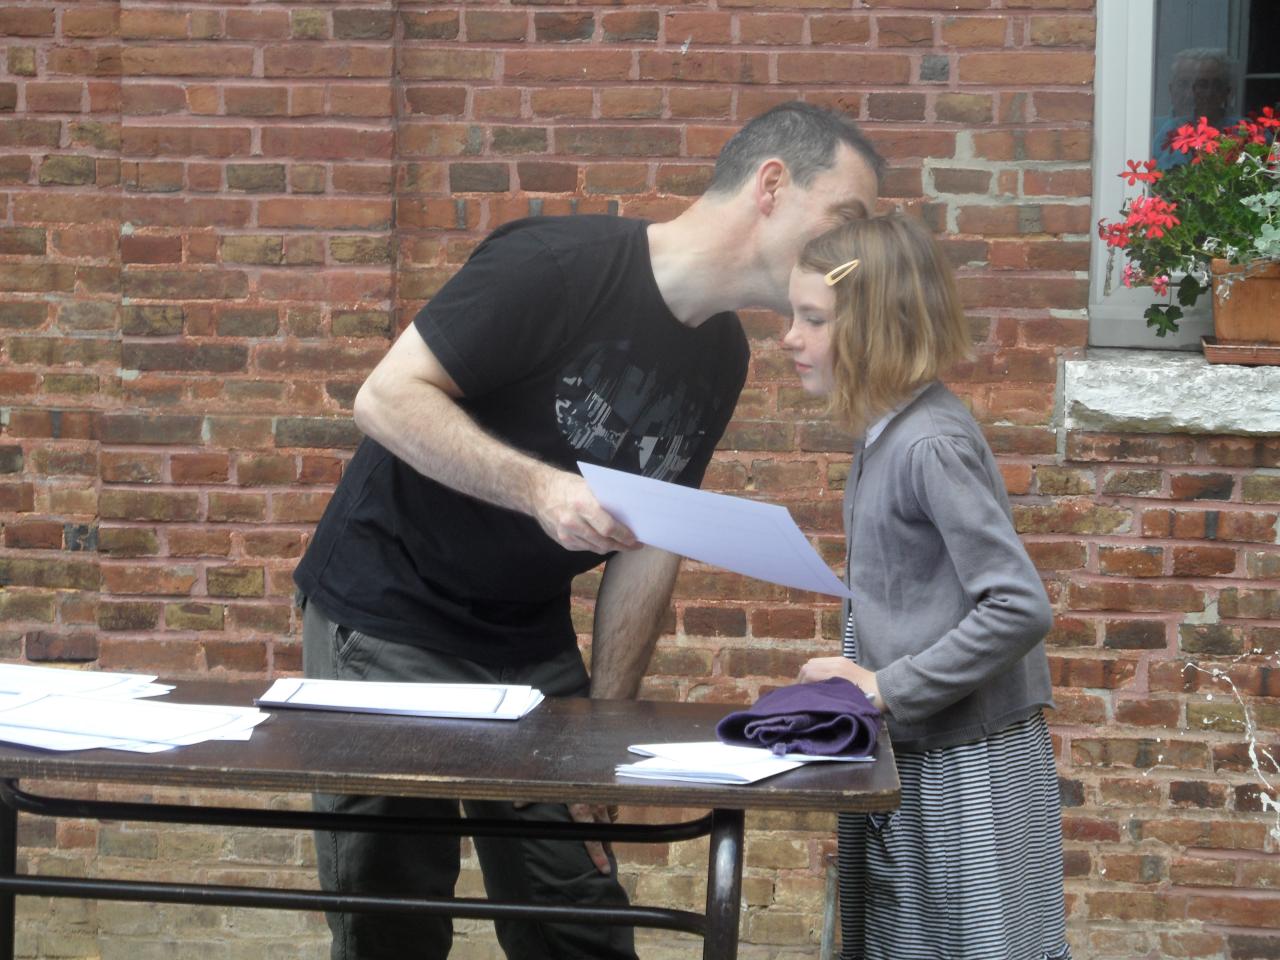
{"left": 702, "top": 808, "right": 744, "bottom": 960}
{"left": 0, "top": 787, "right": 15, "bottom": 960}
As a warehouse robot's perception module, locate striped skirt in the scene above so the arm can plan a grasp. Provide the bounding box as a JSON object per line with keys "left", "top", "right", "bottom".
{"left": 838, "top": 617, "right": 1071, "bottom": 960}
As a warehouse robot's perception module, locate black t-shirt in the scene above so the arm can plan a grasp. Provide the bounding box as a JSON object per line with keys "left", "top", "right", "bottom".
{"left": 294, "top": 216, "right": 749, "bottom": 665}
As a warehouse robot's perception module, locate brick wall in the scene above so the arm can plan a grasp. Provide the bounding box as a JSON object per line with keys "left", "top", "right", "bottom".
{"left": 1, "top": 1, "right": 1278, "bottom": 957}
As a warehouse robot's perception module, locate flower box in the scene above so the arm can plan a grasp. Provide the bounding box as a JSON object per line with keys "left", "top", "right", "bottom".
{"left": 1210, "top": 258, "right": 1280, "bottom": 344}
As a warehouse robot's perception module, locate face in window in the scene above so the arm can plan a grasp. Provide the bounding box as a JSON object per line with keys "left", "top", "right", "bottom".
{"left": 1169, "top": 54, "right": 1232, "bottom": 121}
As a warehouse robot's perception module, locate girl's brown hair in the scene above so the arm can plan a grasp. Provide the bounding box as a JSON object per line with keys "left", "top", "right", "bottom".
{"left": 796, "top": 213, "right": 973, "bottom": 435}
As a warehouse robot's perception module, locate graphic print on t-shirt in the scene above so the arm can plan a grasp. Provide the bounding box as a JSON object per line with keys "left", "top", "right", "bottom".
{"left": 555, "top": 339, "right": 719, "bottom": 482}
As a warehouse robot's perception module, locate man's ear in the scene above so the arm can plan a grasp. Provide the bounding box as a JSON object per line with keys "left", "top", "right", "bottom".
{"left": 754, "top": 158, "right": 786, "bottom": 216}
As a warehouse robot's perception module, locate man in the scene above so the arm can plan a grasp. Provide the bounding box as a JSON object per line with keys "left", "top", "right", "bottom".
{"left": 294, "top": 101, "right": 882, "bottom": 960}
{"left": 1152, "top": 47, "right": 1238, "bottom": 169}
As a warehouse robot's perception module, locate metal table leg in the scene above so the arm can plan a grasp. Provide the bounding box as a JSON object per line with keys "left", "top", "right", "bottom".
{"left": 0, "top": 795, "right": 14, "bottom": 960}
{"left": 702, "top": 808, "right": 744, "bottom": 960}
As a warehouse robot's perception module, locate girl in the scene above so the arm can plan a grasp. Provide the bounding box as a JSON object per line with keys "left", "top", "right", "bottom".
{"left": 785, "top": 214, "right": 1071, "bottom": 960}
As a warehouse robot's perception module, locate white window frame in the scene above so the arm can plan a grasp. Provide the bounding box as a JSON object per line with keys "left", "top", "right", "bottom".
{"left": 1088, "top": 0, "right": 1213, "bottom": 350}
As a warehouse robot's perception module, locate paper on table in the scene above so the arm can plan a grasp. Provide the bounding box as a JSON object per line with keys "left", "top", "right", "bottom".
{"left": 0, "top": 663, "right": 173, "bottom": 700}
{"left": 257, "top": 678, "right": 545, "bottom": 721}
{"left": 616, "top": 743, "right": 806, "bottom": 785}
{"left": 615, "top": 756, "right": 805, "bottom": 785}
{"left": 0, "top": 693, "right": 268, "bottom": 753}
{"left": 629, "top": 741, "right": 875, "bottom": 764}
{"left": 579, "top": 462, "right": 852, "bottom": 599}
{"left": 615, "top": 741, "right": 875, "bottom": 786}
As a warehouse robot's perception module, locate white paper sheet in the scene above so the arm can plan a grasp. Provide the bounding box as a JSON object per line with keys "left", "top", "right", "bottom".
{"left": 615, "top": 756, "right": 806, "bottom": 785}
{"left": 615, "top": 740, "right": 875, "bottom": 785}
{"left": 257, "top": 678, "right": 545, "bottom": 721}
{"left": 629, "top": 741, "right": 874, "bottom": 765}
{"left": 616, "top": 741, "right": 806, "bottom": 785}
{"left": 0, "top": 663, "right": 172, "bottom": 699}
{"left": 579, "top": 462, "right": 852, "bottom": 599}
{"left": 0, "top": 693, "right": 268, "bottom": 753}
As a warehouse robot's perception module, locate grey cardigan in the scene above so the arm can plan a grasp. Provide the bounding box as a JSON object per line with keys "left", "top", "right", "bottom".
{"left": 843, "top": 381, "right": 1054, "bottom": 752}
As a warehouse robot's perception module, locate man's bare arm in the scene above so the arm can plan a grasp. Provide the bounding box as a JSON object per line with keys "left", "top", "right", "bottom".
{"left": 589, "top": 546, "right": 682, "bottom": 699}
{"left": 353, "top": 324, "right": 636, "bottom": 554}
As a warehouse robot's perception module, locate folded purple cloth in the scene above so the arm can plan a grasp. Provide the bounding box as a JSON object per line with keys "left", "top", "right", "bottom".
{"left": 715, "top": 677, "right": 881, "bottom": 758}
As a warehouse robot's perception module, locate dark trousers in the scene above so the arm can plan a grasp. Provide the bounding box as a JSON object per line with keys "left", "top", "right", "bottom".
{"left": 301, "top": 596, "right": 638, "bottom": 960}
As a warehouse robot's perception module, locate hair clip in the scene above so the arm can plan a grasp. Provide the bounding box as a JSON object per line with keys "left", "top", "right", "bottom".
{"left": 824, "top": 258, "right": 860, "bottom": 286}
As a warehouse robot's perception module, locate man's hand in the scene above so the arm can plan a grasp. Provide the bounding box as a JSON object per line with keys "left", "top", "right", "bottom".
{"left": 531, "top": 471, "right": 639, "bottom": 554}
{"left": 568, "top": 802, "right": 619, "bottom": 875}
{"left": 510, "top": 800, "right": 619, "bottom": 874}
{"left": 798, "top": 656, "right": 884, "bottom": 711}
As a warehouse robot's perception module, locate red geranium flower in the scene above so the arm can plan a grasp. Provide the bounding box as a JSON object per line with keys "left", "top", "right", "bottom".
{"left": 1097, "top": 218, "right": 1131, "bottom": 249}
{"left": 1255, "top": 105, "right": 1280, "bottom": 130}
{"left": 1170, "top": 117, "right": 1222, "bottom": 154}
{"left": 1234, "top": 120, "right": 1267, "bottom": 146}
{"left": 1119, "top": 159, "right": 1163, "bottom": 185}
{"left": 1124, "top": 195, "right": 1180, "bottom": 239}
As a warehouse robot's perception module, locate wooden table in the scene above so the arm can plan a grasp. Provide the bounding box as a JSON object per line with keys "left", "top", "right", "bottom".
{"left": 0, "top": 682, "right": 899, "bottom": 960}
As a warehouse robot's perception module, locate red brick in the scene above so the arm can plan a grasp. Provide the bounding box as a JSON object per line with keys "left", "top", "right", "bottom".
{"left": 1049, "top": 655, "right": 1137, "bottom": 690}
{"left": 664, "top": 12, "right": 732, "bottom": 44}
{"left": 941, "top": 16, "right": 1006, "bottom": 46}
{"left": 740, "top": 14, "right": 804, "bottom": 44}
{"left": 1172, "top": 546, "right": 1238, "bottom": 578}
{"left": 120, "top": 234, "right": 181, "bottom": 264}
{"left": 749, "top": 608, "right": 816, "bottom": 640}
{"left": 683, "top": 607, "right": 747, "bottom": 637}
{"left": 1029, "top": 15, "right": 1095, "bottom": 46}
{"left": 225, "top": 87, "right": 289, "bottom": 117}
{"left": 958, "top": 51, "right": 1093, "bottom": 85}
{"left": 262, "top": 126, "right": 393, "bottom": 161}
{"left": 4, "top": 521, "right": 62, "bottom": 549}
{"left": 876, "top": 15, "right": 934, "bottom": 45}
{"left": 123, "top": 45, "right": 254, "bottom": 77}
{"left": 602, "top": 11, "right": 658, "bottom": 42}
{"left": 63, "top": 5, "right": 120, "bottom": 38}
{"left": 263, "top": 45, "right": 393, "bottom": 79}
{"left": 1099, "top": 546, "right": 1164, "bottom": 578}
{"left": 466, "top": 10, "right": 527, "bottom": 42}
{"left": 225, "top": 9, "right": 290, "bottom": 40}
{"left": 0, "top": 7, "right": 55, "bottom": 36}
{"left": 1067, "top": 581, "right": 1205, "bottom": 614}
{"left": 506, "top": 50, "right": 629, "bottom": 82}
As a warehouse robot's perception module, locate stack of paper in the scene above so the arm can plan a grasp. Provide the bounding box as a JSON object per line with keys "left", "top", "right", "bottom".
{"left": 615, "top": 741, "right": 874, "bottom": 786}
{"left": 0, "top": 663, "right": 173, "bottom": 700}
{"left": 0, "top": 692, "right": 267, "bottom": 753}
{"left": 257, "top": 678, "right": 545, "bottom": 721}
{"left": 0, "top": 664, "right": 267, "bottom": 753}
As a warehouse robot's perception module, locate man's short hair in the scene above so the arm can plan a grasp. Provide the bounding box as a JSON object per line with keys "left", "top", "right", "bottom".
{"left": 706, "top": 101, "right": 885, "bottom": 196}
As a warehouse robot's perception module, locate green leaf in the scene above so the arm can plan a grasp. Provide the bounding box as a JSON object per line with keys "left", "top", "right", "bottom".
{"left": 1176, "top": 272, "right": 1204, "bottom": 307}
{"left": 1144, "top": 303, "right": 1183, "bottom": 337}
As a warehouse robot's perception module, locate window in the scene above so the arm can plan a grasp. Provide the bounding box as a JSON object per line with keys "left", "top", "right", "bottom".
{"left": 1089, "top": 0, "right": 1279, "bottom": 349}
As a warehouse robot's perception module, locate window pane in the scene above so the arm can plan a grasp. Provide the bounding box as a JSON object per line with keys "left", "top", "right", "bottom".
{"left": 1152, "top": 0, "right": 1280, "bottom": 169}
{"left": 1151, "top": 0, "right": 1245, "bottom": 169}
{"left": 1245, "top": 1, "right": 1280, "bottom": 108}
{"left": 1247, "top": 2, "right": 1280, "bottom": 72}
{"left": 1152, "top": 0, "right": 1280, "bottom": 168}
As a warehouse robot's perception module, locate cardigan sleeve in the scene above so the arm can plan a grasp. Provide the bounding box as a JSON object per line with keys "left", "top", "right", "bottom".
{"left": 873, "top": 435, "right": 1053, "bottom": 725}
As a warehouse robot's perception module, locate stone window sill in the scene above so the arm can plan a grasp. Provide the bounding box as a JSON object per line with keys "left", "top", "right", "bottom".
{"left": 1064, "top": 349, "right": 1280, "bottom": 437}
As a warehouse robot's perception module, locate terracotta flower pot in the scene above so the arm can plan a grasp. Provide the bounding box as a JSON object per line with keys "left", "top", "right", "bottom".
{"left": 1210, "top": 258, "right": 1280, "bottom": 344}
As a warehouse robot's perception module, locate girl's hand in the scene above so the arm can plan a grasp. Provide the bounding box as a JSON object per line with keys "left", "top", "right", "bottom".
{"left": 798, "top": 657, "right": 886, "bottom": 712}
